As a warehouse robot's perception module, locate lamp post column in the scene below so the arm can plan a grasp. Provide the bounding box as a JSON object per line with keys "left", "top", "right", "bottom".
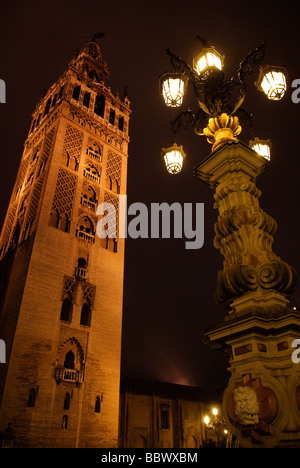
{"left": 194, "top": 140, "right": 300, "bottom": 448}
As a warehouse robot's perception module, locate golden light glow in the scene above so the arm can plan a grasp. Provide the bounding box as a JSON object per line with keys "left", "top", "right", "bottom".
{"left": 159, "top": 73, "right": 187, "bottom": 107}
{"left": 161, "top": 143, "right": 186, "bottom": 174}
{"left": 256, "top": 66, "right": 287, "bottom": 100}
{"left": 204, "top": 416, "right": 210, "bottom": 425}
{"left": 224, "top": 429, "right": 228, "bottom": 434}
{"left": 193, "top": 46, "right": 224, "bottom": 75}
{"left": 212, "top": 408, "right": 218, "bottom": 416}
{"left": 249, "top": 138, "right": 271, "bottom": 161}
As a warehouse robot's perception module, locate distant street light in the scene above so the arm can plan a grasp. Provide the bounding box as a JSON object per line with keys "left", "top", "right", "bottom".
{"left": 203, "top": 407, "right": 231, "bottom": 447}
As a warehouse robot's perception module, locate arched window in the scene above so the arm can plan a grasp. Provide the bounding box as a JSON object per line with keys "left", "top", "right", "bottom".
{"left": 83, "top": 92, "right": 91, "bottom": 108}
{"left": 111, "top": 179, "right": 120, "bottom": 194}
{"left": 43, "top": 97, "right": 52, "bottom": 117}
{"left": 134, "top": 436, "right": 146, "bottom": 448}
{"left": 109, "top": 109, "right": 115, "bottom": 125}
{"left": 77, "top": 257, "right": 87, "bottom": 269}
{"left": 60, "top": 295, "right": 73, "bottom": 322}
{"left": 62, "top": 415, "right": 68, "bottom": 429}
{"left": 84, "top": 164, "right": 100, "bottom": 183}
{"left": 49, "top": 209, "right": 59, "bottom": 228}
{"left": 27, "top": 388, "right": 36, "bottom": 408}
{"left": 94, "top": 94, "right": 105, "bottom": 118}
{"left": 81, "top": 186, "right": 97, "bottom": 210}
{"left": 64, "top": 392, "right": 71, "bottom": 410}
{"left": 64, "top": 351, "right": 75, "bottom": 370}
{"left": 76, "top": 216, "right": 95, "bottom": 243}
{"left": 69, "top": 155, "right": 78, "bottom": 171}
{"left": 62, "top": 151, "right": 78, "bottom": 171}
{"left": 72, "top": 85, "right": 81, "bottom": 101}
{"left": 80, "top": 300, "right": 91, "bottom": 327}
{"left": 95, "top": 396, "right": 101, "bottom": 413}
{"left": 118, "top": 116, "right": 124, "bottom": 132}
{"left": 60, "top": 213, "right": 70, "bottom": 233}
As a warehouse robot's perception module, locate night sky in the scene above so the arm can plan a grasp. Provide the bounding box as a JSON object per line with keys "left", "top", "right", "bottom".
{"left": 0, "top": 1, "right": 299, "bottom": 391}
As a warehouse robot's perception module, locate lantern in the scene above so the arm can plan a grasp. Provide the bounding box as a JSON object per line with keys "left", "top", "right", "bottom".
{"left": 159, "top": 72, "right": 188, "bottom": 107}
{"left": 249, "top": 138, "right": 271, "bottom": 161}
{"left": 161, "top": 143, "right": 186, "bottom": 174}
{"left": 193, "top": 45, "right": 224, "bottom": 76}
{"left": 256, "top": 66, "right": 287, "bottom": 100}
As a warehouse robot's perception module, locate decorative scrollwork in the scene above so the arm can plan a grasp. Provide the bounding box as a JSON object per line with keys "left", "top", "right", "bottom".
{"left": 164, "top": 41, "right": 266, "bottom": 144}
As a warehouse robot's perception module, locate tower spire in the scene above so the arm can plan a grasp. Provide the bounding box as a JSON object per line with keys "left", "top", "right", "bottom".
{"left": 69, "top": 35, "right": 109, "bottom": 84}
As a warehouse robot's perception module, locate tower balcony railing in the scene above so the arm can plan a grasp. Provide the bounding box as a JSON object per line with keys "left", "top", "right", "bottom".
{"left": 83, "top": 169, "right": 100, "bottom": 184}
{"left": 76, "top": 229, "right": 95, "bottom": 244}
{"left": 55, "top": 366, "right": 84, "bottom": 384}
{"left": 75, "top": 266, "right": 87, "bottom": 280}
{"left": 80, "top": 197, "right": 97, "bottom": 211}
{"left": 86, "top": 148, "right": 102, "bottom": 162}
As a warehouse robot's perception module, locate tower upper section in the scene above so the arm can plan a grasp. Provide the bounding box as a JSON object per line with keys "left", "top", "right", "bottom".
{"left": 26, "top": 39, "right": 130, "bottom": 152}
{"left": 69, "top": 40, "right": 110, "bottom": 85}
{"left": 0, "top": 38, "right": 131, "bottom": 260}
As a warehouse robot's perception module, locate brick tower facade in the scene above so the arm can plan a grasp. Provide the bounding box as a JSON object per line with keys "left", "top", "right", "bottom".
{"left": 0, "top": 39, "right": 130, "bottom": 447}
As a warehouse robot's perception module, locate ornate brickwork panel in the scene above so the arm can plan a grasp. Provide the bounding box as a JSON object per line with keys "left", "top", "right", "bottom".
{"left": 13, "top": 159, "right": 29, "bottom": 201}
{"left": 68, "top": 107, "right": 125, "bottom": 153}
{"left": 62, "top": 276, "right": 76, "bottom": 301}
{"left": 104, "top": 191, "right": 119, "bottom": 238}
{"left": 0, "top": 203, "right": 17, "bottom": 252}
{"left": 27, "top": 128, "right": 56, "bottom": 224}
{"left": 52, "top": 169, "right": 77, "bottom": 217}
{"left": 106, "top": 151, "right": 122, "bottom": 185}
{"left": 41, "top": 127, "right": 56, "bottom": 164}
{"left": 83, "top": 283, "right": 96, "bottom": 307}
{"left": 62, "top": 125, "right": 83, "bottom": 161}
{"left": 27, "top": 178, "right": 44, "bottom": 224}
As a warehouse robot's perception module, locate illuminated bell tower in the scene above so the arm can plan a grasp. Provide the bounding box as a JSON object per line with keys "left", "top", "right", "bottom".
{"left": 0, "top": 38, "right": 130, "bottom": 447}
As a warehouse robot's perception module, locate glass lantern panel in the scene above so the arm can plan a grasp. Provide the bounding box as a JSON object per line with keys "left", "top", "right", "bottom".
{"left": 207, "top": 52, "right": 214, "bottom": 67}
{"left": 213, "top": 54, "right": 222, "bottom": 70}
{"left": 261, "top": 71, "right": 287, "bottom": 100}
{"left": 162, "top": 78, "right": 185, "bottom": 107}
{"left": 195, "top": 51, "right": 222, "bottom": 74}
{"left": 252, "top": 143, "right": 271, "bottom": 160}
{"left": 164, "top": 149, "right": 184, "bottom": 174}
{"left": 198, "top": 55, "right": 207, "bottom": 72}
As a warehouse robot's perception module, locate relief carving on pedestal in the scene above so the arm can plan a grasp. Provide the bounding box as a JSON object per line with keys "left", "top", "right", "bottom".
{"left": 233, "top": 386, "right": 259, "bottom": 425}
{"left": 226, "top": 374, "right": 279, "bottom": 444}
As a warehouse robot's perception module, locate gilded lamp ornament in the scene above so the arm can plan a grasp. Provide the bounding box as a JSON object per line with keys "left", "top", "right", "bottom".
{"left": 203, "top": 113, "right": 242, "bottom": 151}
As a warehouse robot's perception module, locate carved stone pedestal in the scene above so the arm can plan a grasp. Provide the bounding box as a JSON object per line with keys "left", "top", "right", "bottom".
{"left": 194, "top": 141, "right": 299, "bottom": 447}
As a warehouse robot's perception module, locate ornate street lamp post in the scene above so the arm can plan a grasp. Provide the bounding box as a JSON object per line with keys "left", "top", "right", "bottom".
{"left": 159, "top": 38, "right": 287, "bottom": 169}
{"left": 159, "top": 39, "right": 300, "bottom": 448}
